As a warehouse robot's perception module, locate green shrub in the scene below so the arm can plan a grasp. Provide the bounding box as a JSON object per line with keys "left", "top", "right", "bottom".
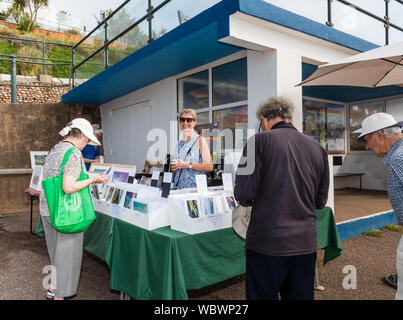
{"left": 16, "top": 46, "right": 42, "bottom": 76}
{"left": 0, "top": 40, "right": 17, "bottom": 73}
{"left": 363, "top": 230, "right": 382, "bottom": 238}
{"left": 381, "top": 224, "right": 402, "bottom": 232}
{"left": 47, "top": 45, "right": 71, "bottom": 78}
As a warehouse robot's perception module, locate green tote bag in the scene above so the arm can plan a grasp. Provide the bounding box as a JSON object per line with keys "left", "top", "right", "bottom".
{"left": 42, "top": 147, "right": 96, "bottom": 233}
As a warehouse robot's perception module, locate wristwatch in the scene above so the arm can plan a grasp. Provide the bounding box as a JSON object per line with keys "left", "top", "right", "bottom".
{"left": 189, "top": 162, "right": 192, "bottom": 169}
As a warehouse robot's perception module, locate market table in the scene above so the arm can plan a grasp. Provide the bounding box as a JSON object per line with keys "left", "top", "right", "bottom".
{"left": 36, "top": 206, "right": 341, "bottom": 300}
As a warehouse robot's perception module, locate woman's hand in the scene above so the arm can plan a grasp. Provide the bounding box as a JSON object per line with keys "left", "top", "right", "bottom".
{"left": 92, "top": 174, "right": 108, "bottom": 185}
{"left": 63, "top": 174, "right": 107, "bottom": 194}
{"left": 171, "top": 159, "right": 189, "bottom": 171}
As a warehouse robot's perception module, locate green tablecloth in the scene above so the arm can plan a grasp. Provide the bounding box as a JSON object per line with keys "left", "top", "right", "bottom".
{"left": 36, "top": 206, "right": 342, "bottom": 300}
{"left": 316, "top": 207, "right": 343, "bottom": 265}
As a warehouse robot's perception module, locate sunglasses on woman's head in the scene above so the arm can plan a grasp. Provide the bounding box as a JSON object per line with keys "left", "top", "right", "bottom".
{"left": 179, "top": 117, "right": 195, "bottom": 123}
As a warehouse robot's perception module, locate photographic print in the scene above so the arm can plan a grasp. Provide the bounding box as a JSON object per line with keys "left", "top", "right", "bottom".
{"left": 186, "top": 199, "right": 200, "bottom": 218}
{"left": 29, "top": 165, "right": 43, "bottom": 191}
{"left": 213, "top": 196, "right": 227, "bottom": 213}
{"left": 92, "top": 185, "right": 100, "bottom": 199}
{"left": 138, "top": 175, "right": 151, "bottom": 186}
{"left": 202, "top": 197, "right": 215, "bottom": 215}
{"left": 123, "top": 192, "right": 137, "bottom": 209}
{"left": 101, "top": 185, "right": 110, "bottom": 200}
{"left": 111, "top": 188, "right": 124, "bottom": 205}
{"left": 132, "top": 200, "right": 148, "bottom": 214}
{"left": 112, "top": 171, "right": 130, "bottom": 183}
{"left": 105, "top": 186, "right": 115, "bottom": 202}
{"left": 30, "top": 151, "right": 48, "bottom": 169}
{"left": 226, "top": 196, "right": 236, "bottom": 210}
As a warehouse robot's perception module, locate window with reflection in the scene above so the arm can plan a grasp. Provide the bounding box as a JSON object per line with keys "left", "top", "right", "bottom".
{"left": 177, "top": 70, "right": 209, "bottom": 111}
{"left": 212, "top": 58, "right": 247, "bottom": 106}
{"left": 213, "top": 106, "right": 248, "bottom": 150}
{"left": 303, "top": 99, "right": 345, "bottom": 154}
{"left": 349, "top": 101, "right": 384, "bottom": 151}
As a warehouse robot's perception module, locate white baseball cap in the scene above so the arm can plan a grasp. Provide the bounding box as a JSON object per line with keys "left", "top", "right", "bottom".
{"left": 59, "top": 118, "right": 101, "bottom": 146}
{"left": 355, "top": 113, "right": 403, "bottom": 143}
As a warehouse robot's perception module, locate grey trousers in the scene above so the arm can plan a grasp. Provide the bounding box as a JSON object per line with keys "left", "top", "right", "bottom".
{"left": 41, "top": 215, "right": 84, "bottom": 298}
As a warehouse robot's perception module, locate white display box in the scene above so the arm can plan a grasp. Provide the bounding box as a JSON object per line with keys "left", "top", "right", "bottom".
{"left": 168, "top": 191, "right": 235, "bottom": 235}
{"left": 91, "top": 182, "right": 170, "bottom": 230}
{"left": 120, "top": 201, "right": 170, "bottom": 230}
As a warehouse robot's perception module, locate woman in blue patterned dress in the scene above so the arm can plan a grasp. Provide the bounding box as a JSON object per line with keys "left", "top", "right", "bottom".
{"left": 171, "top": 109, "right": 213, "bottom": 189}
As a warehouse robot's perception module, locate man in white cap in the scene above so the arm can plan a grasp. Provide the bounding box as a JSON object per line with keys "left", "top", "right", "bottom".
{"left": 356, "top": 112, "right": 403, "bottom": 299}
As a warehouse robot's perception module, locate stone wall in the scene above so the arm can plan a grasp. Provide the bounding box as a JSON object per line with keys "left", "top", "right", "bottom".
{"left": 0, "top": 103, "right": 101, "bottom": 214}
{"left": 0, "top": 74, "right": 72, "bottom": 103}
{"left": 0, "top": 82, "right": 71, "bottom": 103}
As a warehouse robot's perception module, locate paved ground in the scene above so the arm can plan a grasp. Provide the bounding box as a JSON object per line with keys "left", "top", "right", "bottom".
{"left": 0, "top": 211, "right": 400, "bottom": 300}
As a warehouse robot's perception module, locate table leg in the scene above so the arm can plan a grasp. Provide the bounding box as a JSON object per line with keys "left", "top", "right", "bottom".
{"left": 314, "top": 264, "right": 325, "bottom": 291}
{"left": 30, "top": 196, "right": 33, "bottom": 235}
{"left": 120, "top": 291, "right": 131, "bottom": 300}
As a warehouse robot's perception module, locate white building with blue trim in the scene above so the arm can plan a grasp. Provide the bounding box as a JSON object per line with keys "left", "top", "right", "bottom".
{"left": 62, "top": 0, "right": 403, "bottom": 234}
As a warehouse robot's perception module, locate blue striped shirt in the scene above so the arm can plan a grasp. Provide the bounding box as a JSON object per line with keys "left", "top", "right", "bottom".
{"left": 383, "top": 138, "right": 403, "bottom": 225}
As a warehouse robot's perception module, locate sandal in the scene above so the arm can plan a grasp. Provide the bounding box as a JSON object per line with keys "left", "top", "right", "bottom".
{"left": 45, "top": 290, "right": 55, "bottom": 300}
{"left": 383, "top": 274, "right": 398, "bottom": 289}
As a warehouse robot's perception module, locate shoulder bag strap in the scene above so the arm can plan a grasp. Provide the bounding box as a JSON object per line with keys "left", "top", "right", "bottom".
{"left": 174, "top": 136, "right": 200, "bottom": 187}
{"left": 59, "top": 147, "right": 81, "bottom": 177}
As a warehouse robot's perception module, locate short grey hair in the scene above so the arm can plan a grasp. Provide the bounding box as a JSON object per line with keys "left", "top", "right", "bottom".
{"left": 382, "top": 126, "right": 402, "bottom": 139}
{"left": 256, "top": 96, "right": 294, "bottom": 121}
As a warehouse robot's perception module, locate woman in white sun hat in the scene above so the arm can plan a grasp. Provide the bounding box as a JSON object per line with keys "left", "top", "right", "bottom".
{"left": 39, "top": 118, "right": 108, "bottom": 300}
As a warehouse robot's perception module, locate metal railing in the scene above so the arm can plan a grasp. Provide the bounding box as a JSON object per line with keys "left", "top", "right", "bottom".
{"left": 71, "top": 0, "right": 403, "bottom": 87}
{"left": 72, "top": 0, "right": 174, "bottom": 87}
{"left": 0, "top": 35, "right": 75, "bottom": 102}
{"left": 0, "top": 55, "right": 71, "bottom": 102}
{"left": 326, "top": 0, "right": 403, "bottom": 45}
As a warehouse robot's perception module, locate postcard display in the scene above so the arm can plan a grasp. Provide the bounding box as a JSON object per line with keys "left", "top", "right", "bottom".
{"left": 89, "top": 165, "right": 236, "bottom": 234}
{"left": 167, "top": 174, "right": 237, "bottom": 235}
{"left": 89, "top": 165, "right": 169, "bottom": 230}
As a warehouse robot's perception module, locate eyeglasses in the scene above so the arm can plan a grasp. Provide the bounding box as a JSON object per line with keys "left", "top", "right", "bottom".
{"left": 179, "top": 117, "right": 195, "bottom": 123}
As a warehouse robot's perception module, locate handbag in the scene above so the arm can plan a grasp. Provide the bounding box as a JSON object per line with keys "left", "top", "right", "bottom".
{"left": 232, "top": 204, "right": 252, "bottom": 239}
{"left": 42, "top": 147, "right": 96, "bottom": 233}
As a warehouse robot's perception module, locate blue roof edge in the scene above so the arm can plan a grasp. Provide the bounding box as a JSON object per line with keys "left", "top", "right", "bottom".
{"left": 63, "top": 0, "right": 382, "bottom": 105}
{"left": 238, "top": 0, "right": 379, "bottom": 52}
{"left": 62, "top": 0, "right": 240, "bottom": 104}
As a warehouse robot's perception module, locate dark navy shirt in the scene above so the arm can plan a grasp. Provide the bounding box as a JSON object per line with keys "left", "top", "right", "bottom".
{"left": 81, "top": 144, "right": 100, "bottom": 171}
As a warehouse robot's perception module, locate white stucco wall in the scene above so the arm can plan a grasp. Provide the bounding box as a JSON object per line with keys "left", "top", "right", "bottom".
{"left": 100, "top": 9, "right": 389, "bottom": 215}
{"left": 100, "top": 77, "right": 176, "bottom": 170}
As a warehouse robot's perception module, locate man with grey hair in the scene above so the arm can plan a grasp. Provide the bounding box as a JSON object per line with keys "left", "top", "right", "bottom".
{"left": 355, "top": 112, "right": 403, "bottom": 299}
{"left": 234, "top": 96, "right": 329, "bottom": 300}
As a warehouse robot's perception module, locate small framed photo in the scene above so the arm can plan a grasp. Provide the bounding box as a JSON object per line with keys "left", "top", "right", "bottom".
{"left": 29, "top": 165, "right": 44, "bottom": 191}
{"left": 132, "top": 200, "right": 148, "bottom": 214}
{"left": 186, "top": 199, "right": 200, "bottom": 218}
{"left": 111, "top": 165, "right": 136, "bottom": 184}
{"left": 30, "top": 151, "right": 48, "bottom": 169}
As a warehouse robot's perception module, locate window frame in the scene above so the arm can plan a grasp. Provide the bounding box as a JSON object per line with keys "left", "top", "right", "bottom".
{"left": 302, "top": 96, "right": 347, "bottom": 155}
{"left": 175, "top": 51, "right": 248, "bottom": 125}
{"left": 346, "top": 94, "right": 403, "bottom": 154}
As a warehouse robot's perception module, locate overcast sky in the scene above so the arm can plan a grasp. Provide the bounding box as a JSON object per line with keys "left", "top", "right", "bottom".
{"left": 50, "top": 0, "right": 125, "bottom": 31}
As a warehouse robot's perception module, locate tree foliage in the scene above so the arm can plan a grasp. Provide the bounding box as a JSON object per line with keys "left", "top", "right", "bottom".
{"left": 11, "top": 0, "right": 48, "bottom": 32}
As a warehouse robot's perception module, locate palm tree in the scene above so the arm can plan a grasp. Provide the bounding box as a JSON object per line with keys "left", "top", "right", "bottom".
{"left": 11, "top": 0, "right": 48, "bottom": 32}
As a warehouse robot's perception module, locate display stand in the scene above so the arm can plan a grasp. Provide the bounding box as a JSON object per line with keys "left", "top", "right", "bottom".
{"left": 168, "top": 188, "right": 235, "bottom": 235}
{"left": 91, "top": 180, "right": 170, "bottom": 231}
{"left": 24, "top": 187, "right": 41, "bottom": 234}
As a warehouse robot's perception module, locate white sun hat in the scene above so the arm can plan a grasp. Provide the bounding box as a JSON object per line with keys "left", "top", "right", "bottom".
{"left": 354, "top": 113, "right": 403, "bottom": 143}
{"left": 59, "top": 118, "right": 101, "bottom": 146}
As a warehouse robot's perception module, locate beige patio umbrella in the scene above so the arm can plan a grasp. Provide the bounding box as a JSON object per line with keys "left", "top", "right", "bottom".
{"left": 298, "top": 42, "right": 403, "bottom": 87}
